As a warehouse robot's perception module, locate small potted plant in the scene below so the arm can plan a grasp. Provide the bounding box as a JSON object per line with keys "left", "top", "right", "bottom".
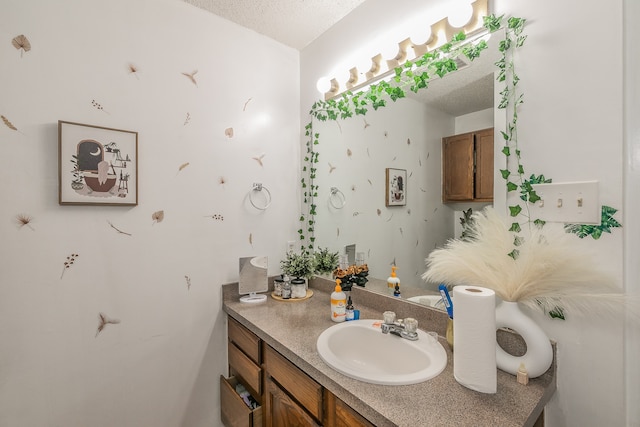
{"left": 280, "top": 251, "right": 315, "bottom": 298}
{"left": 313, "top": 247, "right": 339, "bottom": 279}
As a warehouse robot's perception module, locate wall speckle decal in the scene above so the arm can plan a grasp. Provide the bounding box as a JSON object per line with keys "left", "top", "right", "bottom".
{"left": 14, "top": 213, "right": 34, "bottom": 230}
{"left": 11, "top": 34, "right": 31, "bottom": 57}
{"left": 224, "top": 127, "right": 234, "bottom": 138}
{"left": 363, "top": 119, "right": 370, "bottom": 129}
{"left": 96, "top": 312, "right": 120, "bottom": 337}
{"left": 181, "top": 70, "right": 198, "bottom": 86}
{"left": 219, "top": 176, "right": 226, "bottom": 185}
{"left": 184, "top": 275, "right": 191, "bottom": 290}
{"left": 177, "top": 162, "right": 190, "bottom": 174}
{"left": 1, "top": 115, "right": 18, "bottom": 131}
{"left": 328, "top": 163, "right": 336, "bottom": 173}
{"left": 376, "top": 209, "right": 381, "bottom": 216}
{"left": 205, "top": 213, "right": 224, "bottom": 221}
{"left": 91, "top": 100, "right": 108, "bottom": 114}
{"left": 60, "top": 253, "right": 79, "bottom": 279}
{"left": 152, "top": 210, "right": 164, "bottom": 224}
{"left": 183, "top": 113, "right": 191, "bottom": 125}
{"left": 252, "top": 154, "right": 265, "bottom": 167}
{"left": 346, "top": 149, "right": 352, "bottom": 158}
{"left": 108, "top": 220, "right": 132, "bottom": 236}
{"left": 127, "top": 63, "right": 139, "bottom": 79}
{"left": 407, "top": 138, "right": 411, "bottom": 145}
{"left": 243, "top": 98, "right": 253, "bottom": 111}
{"left": 249, "top": 233, "right": 253, "bottom": 245}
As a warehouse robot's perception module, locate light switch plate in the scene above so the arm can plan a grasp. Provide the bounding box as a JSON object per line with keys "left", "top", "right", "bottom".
{"left": 529, "top": 181, "right": 600, "bottom": 224}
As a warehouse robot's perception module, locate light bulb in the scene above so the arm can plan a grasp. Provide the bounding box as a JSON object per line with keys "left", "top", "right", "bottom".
{"left": 380, "top": 41, "right": 400, "bottom": 60}
{"left": 316, "top": 77, "right": 331, "bottom": 94}
{"left": 409, "top": 25, "right": 432, "bottom": 46}
{"left": 448, "top": 1, "right": 473, "bottom": 28}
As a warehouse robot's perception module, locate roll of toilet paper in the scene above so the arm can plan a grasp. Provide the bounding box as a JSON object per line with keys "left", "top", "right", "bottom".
{"left": 452, "top": 285, "right": 496, "bottom": 393}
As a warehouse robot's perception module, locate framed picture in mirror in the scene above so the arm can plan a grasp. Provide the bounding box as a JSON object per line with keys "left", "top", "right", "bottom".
{"left": 385, "top": 168, "right": 406, "bottom": 207}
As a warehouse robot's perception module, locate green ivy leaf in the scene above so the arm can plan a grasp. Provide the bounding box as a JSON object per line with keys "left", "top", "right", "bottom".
{"left": 509, "top": 222, "right": 521, "bottom": 232}
{"left": 509, "top": 205, "right": 522, "bottom": 217}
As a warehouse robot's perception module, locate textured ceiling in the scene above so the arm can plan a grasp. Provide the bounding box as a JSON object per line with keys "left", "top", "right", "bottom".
{"left": 181, "top": 0, "right": 367, "bottom": 50}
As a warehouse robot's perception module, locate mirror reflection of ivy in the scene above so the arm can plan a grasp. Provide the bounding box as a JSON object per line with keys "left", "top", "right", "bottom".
{"left": 301, "top": 14, "right": 621, "bottom": 254}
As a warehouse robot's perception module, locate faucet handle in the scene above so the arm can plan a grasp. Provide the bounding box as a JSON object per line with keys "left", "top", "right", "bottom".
{"left": 404, "top": 318, "right": 418, "bottom": 333}
{"left": 383, "top": 311, "right": 396, "bottom": 324}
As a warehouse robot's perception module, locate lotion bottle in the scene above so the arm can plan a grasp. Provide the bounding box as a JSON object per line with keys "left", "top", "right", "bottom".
{"left": 331, "top": 279, "right": 347, "bottom": 322}
{"left": 387, "top": 266, "right": 400, "bottom": 296}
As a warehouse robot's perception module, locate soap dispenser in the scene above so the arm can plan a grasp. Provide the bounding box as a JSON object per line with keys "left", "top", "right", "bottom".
{"left": 387, "top": 266, "right": 400, "bottom": 296}
{"left": 331, "top": 279, "right": 347, "bottom": 322}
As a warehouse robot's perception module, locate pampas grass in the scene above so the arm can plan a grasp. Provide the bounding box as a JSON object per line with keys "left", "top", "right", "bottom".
{"left": 423, "top": 207, "right": 637, "bottom": 320}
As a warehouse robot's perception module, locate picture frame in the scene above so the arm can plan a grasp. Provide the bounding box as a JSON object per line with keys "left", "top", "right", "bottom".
{"left": 385, "top": 168, "right": 407, "bottom": 207}
{"left": 58, "top": 121, "right": 138, "bottom": 206}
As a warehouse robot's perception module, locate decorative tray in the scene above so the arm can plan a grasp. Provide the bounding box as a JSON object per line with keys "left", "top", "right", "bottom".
{"left": 271, "top": 289, "right": 314, "bottom": 302}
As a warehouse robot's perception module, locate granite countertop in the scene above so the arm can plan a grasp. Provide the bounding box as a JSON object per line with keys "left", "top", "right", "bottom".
{"left": 222, "top": 278, "right": 556, "bottom": 427}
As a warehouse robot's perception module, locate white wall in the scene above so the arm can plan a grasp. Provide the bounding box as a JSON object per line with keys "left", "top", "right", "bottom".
{"left": 302, "top": 0, "right": 630, "bottom": 426}
{"left": 0, "top": 1, "right": 299, "bottom": 426}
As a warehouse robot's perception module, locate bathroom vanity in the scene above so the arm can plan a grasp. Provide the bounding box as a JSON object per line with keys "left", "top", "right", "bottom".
{"left": 221, "top": 278, "right": 555, "bottom": 427}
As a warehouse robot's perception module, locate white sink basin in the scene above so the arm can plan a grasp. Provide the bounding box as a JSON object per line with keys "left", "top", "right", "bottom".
{"left": 316, "top": 319, "right": 447, "bottom": 385}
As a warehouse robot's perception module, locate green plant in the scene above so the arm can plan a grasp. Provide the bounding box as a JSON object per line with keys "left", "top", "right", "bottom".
{"left": 280, "top": 251, "right": 315, "bottom": 279}
{"left": 459, "top": 208, "right": 474, "bottom": 240}
{"left": 313, "top": 247, "right": 340, "bottom": 275}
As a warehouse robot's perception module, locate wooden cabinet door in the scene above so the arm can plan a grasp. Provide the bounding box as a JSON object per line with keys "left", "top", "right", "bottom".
{"left": 474, "top": 128, "right": 494, "bottom": 201}
{"left": 442, "top": 132, "right": 474, "bottom": 201}
{"left": 265, "top": 377, "right": 320, "bottom": 427}
{"left": 325, "top": 391, "right": 374, "bottom": 427}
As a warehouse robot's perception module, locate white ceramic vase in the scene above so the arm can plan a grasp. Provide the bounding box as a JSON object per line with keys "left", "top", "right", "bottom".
{"left": 495, "top": 301, "right": 553, "bottom": 378}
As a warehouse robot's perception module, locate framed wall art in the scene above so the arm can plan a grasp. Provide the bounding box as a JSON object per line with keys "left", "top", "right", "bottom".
{"left": 58, "top": 121, "right": 138, "bottom": 206}
{"left": 385, "top": 168, "right": 406, "bottom": 207}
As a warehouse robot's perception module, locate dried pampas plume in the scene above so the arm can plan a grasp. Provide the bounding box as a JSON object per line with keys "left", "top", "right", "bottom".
{"left": 422, "top": 207, "right": 637, "bottom": 320}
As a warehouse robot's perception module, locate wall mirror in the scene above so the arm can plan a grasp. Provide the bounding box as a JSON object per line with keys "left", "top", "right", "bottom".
{"left": 310, "top": 30, "right": 504, "bottom": 301}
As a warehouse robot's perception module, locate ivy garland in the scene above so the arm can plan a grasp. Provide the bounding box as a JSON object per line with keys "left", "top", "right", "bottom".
{"left": 300, "top": 14, "right": 620, "bottom": 255}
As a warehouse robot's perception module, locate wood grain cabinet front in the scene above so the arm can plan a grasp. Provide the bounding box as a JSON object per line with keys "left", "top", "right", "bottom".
{"left": 222, "top": 315, "right": 380, "bottom": 427}
{"left": 264, "top": 344, "right": 323, "bottom": 425}
{"left": 221, "top": 318, "right": 263, "bottom": 427}
{"left": 442, "top": 127, "right": 494, "bottom": 203}
{"left": 220, "top": 375, "right": 262, "bottom": 427}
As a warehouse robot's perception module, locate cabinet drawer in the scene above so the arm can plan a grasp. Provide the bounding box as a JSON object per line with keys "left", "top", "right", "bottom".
{"left": 228, "top": 317, "right": 261, "bottom": 365}
{"left": 220, "top": 375, "right": 262, "bottom": 427}
{"left": 229, "top": 342, "right": 262, "bottom": 396}
{"left": 264, "top": 345, "right": 323, "bottom": 421}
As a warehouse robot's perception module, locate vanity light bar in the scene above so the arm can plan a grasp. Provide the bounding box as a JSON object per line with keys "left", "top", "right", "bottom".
{"left": 322, "top": 0, "right": 489, "bottom": 100}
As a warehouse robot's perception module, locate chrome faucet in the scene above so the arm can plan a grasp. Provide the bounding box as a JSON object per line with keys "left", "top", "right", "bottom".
{"left": 381, "top": 311, "right": 419, "bottom": 341}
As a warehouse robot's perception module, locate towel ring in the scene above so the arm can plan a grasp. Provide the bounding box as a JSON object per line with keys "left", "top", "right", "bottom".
{"left": 329, "top": 187, "right": 346, "bottom": 209}
{"left": 249, "top": 183, "right": 272, "bottom": 210}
